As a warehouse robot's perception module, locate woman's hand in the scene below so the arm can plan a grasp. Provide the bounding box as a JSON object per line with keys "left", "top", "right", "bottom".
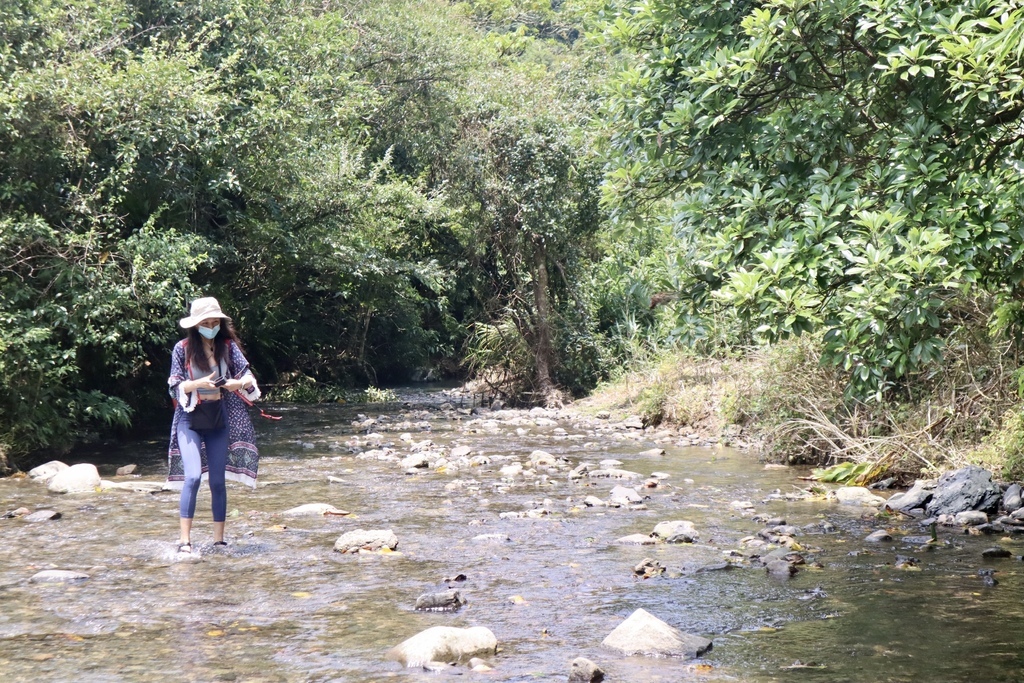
{"left": 184, "top": 372, "right": 220, "bottom": 393}
{"left": 222, "top": 378, "right": 251, "bottom": 393}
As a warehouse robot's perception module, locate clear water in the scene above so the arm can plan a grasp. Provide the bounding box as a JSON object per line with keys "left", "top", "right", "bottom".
{"left": 2, "top": 390, "right": 1023, "bottom": 682}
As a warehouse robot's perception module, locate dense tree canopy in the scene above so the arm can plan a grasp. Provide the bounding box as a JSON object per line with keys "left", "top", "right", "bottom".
{"left": 0, "top": 0, "right": 607, "bottom": 463}
{"left": 602, "top": 0, "right": 1024, "bottom": 398}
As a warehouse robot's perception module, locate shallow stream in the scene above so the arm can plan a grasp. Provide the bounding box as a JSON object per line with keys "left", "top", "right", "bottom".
{"left": 3, "top": 388, "right": 1024, "bottom": 682}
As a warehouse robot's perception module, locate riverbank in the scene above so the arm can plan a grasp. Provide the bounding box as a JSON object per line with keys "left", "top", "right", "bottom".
{"left": 571, "top": 337, "right": 1023, "bottom": 484}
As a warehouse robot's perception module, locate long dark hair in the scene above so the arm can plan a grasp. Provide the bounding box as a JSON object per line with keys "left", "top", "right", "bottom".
{"left": 184, "top": 319, "right": 244, "bottom": 374}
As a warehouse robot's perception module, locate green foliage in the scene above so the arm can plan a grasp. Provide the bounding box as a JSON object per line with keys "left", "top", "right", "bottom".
{"left": 0, "top": 0, "right": 612, "bottom": 456}
{"left": 601, "top": 0, "right": 1024, "bottom": 400}
{"left": 363, "top": 386, "right": 399, "bottom": 403}
{"left": 811, "top": 461, "right": 880, "bottom": 486}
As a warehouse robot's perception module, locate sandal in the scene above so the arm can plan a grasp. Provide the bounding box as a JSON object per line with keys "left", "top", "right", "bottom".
{"left": 213, "top": 541, "right": 228, "bottom": 547}
{"left": 176, "top": 542, "right": 192, "bottom": 554}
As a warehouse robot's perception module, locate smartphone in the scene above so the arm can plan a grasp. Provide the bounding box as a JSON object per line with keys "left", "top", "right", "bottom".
{"left": 213, "top": 377, "right": 227, "bottom": 387}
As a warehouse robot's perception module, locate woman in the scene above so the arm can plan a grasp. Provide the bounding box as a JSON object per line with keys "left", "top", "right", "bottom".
{"left": 166, "top": 297, "right": 261, "bottom": 553}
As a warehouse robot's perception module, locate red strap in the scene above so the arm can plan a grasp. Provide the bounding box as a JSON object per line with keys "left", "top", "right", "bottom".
{"left": 232, "top": 388, "right": 282, "bottom": 420}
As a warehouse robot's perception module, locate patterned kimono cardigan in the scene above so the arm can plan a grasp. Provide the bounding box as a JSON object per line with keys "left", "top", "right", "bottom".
{"left": 166, "top": 339, "right": 262, "bottom": 488}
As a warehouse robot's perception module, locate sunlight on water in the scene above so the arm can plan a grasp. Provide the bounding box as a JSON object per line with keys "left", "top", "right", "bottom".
{"left": 3, "top": 392, "right": 1024, "bottom": 682}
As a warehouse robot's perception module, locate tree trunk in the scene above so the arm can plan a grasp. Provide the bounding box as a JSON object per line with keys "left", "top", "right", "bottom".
{"left": 531, "top": 240, "right": 564, "bottom": 407}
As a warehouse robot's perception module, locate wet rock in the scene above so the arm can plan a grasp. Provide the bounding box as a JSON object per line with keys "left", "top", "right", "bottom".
{"left": 281, "top": 503, "right": 349, "bottom": 517}
{"left": 894, "top": 555, "right": 918, "bottom": 569}
{"left": 115, "top": 464, "right": 137, "bottom": 476}
{"left": 472, "top": 533, "right": 510, "bottom": 543}
{"left": 450, "top": 445, "right": 472, "bottom": 459}
{"left": 982, "top": 547, "right": 1012, "bottom": 559}
{"left": 885, "top": 479, "right": 936, "bottom": 512}
{"left": 401, "top": 454, "right": 430, "bottom": 469}
{"left": 954, "top": 510, "right": 989, "bottom": 526}
{"left": 637, "top": 448, "right": 666, "bottom": 457}
{"left": 590, "top": 468, "right": 642, "bottom": 481}
{"left": 622, "top": 416, "right": 645, "bottom": 429}
{"left": 634, "top": 558, "right": 665, "bottom": 579}
{"left": 609, "top": 486, "right": 642, "bottom": 506}
{"left": 601, "top": 608, "right": 711, "bottom": 659}
{"left": 865, "top": 530, "right": 893, "bottom": 543}
{"left": 1004, "top": 484, "right": 1023, "bottom": 513}
{"left": 29, "top": 460, "right": 69, "bottom": 483}
{"left": 499, "top": 464, "right": 524, "bottom": 478}
{"left": 766, "top": 559, "right": 798, "bottom": 578}
{"left": 333, "top": 529, "right": 398, "bottom": 553}
{"left": 415, "top": 590, "right": 466, "bottom": 612}
{"left": 599, "top": 459, "right": 623, "bottom": 467}
{"left": 30, "top": 570, "right": 90, "bottom": 583}
{"left": 48, "top": 463, "right": 101, "bottom": 493}
{"left": 730, "top": 500, "right": 755, "bottom": 511}
{"left": 652, "top": 520, "right": 699, "bottom": 543}
{"left": 386, "top": 626, "right": 497, "bottom": 668}
{"left": 583, "top": 496, "right": 607, "bottom": 507}
{"left": 835, "top": 486, "right": 886, "bottom": 507}
{"left": 469, "top": 657, "right": 493, "bottom": 672}
{"left": 569, "top": 657, "right": 605, "bottom": 683}
{"left": 2, "top": 507, "right": 31, "bottom": 518}
{"left": 925, "top": 466, "right": 1001, "bottom": 517}
{"left": 615, "top": 533, "right": 656, "bottom": 545}
{"left": 529, "top": 450, "right": 558, "bottom": 468}
{"left": 23, "top": 510, "right": 62, "bottom": 522}
{"left": 753, "top": 515, "right": 787, "bottom": 526}
{"left": 695, "top": 561, "right": 738, "bottom": 573}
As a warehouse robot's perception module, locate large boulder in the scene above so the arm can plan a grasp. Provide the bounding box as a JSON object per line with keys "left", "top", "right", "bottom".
{"left": 885, "top": 479, "right": 935, "bottom": 513}
{"left": 386, "top": 626, "right": 497, "bottom": 667}
{"left": 333, "top": 529, "right": 398, "bottom": 553}
{"left": 47, "top": 463, "right": 101, "bottom": 493}
{"left": 29, "top": 460, "right": 69, "bottom": 483}
{"left": 601, "top": 608, "right": 712, "bottom": 659}
{"left": 925, "top": 466, "right": 1001, "bottom": 516}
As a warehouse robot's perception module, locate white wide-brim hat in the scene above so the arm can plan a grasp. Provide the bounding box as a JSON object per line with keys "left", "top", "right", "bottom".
{"left": 179, "top": 297, "right": 231, "bottom": 328}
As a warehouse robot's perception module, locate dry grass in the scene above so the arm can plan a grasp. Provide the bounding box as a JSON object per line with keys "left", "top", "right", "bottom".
{"left": 576, "top": 329, "right": 1024, "bottom": 481}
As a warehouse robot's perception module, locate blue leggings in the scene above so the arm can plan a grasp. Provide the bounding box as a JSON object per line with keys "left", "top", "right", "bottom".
{"left": 177, "top": 411, "right": 229, "bottom": 522}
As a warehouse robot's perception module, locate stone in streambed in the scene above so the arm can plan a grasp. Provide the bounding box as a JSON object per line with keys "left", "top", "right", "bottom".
{"left": 834, "top": 486, "right": 886, "bottom": 507}
{"left": 925, "top": 466, "right": 1002, "bottom": 516}
{"left": 333, "top": 529, "right": 398, "bottom": 553}
{"left": 30, "top": 570, "right": 90, "bottom": 583}
{"left": 637, "top": 448, "right": 665, "bottom": 457}
{"left": 282, "top": 503, "right": 350, "bottom": 517}
{"left": 47, "top": 463, "right": 101, "bottom": 493}
{"left": 601, "top": 608, "right": 711, "bottom": 659}
{"left": 386, "top": 626, "right": 497, "bottom": 667}
{"left": 864, "top": 530, "right": 893, "bottom": 543}
{"left": 982, "top": 547, "right": 1012, "bottom": 559}
{"left": 652, "top": 520, "right": 699, "bottom": 543}
{"left": 589, "top": 469, "right": 642, "bottom": 480}
{"left": 414, "top": 590, "right": 466, "bottom": 612}
{"left": 615, "top": 533, "right": 656, "bottom": 545}
{"left": 766, "top": 559, "right": 799, "bottom": 578}
{"left": 2, "top": 507, "right": 31, "bottom": 518}
{"left": 23, "top": 510, "right": 62, "bottom": 522}
{"left": 609, "top": 486, "right": 642, "bottom": 506}
{"left": 115, "top": 464, "right": 137, "bottom": 476}
{"left": 1004, "top": 483, "right": 1023, "bottom": 513}
{"left": 569, "top": 657, "right": 605, "bottom": 682}
{"left": 885, "top": 479, "right": 935, "bottom": 513}
{"left": 29, "top": 460, "right": 68, "bottom": 483}
{"left": 955, "top": 510, "right": 989, "bottom": 526}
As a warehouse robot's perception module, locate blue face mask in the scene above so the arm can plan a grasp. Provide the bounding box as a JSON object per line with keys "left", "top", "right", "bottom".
{"left": 198, "top": 324, "right": 220, "bottom": 339}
